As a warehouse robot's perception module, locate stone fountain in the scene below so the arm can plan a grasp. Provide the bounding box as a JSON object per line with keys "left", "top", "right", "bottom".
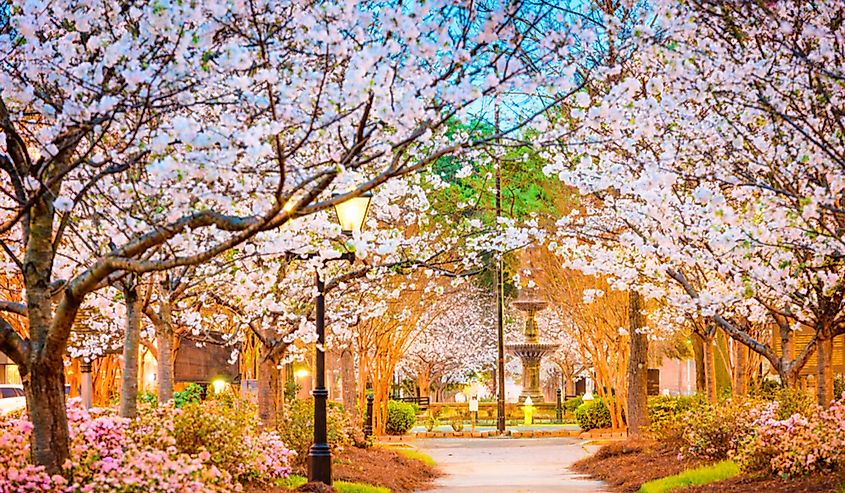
{"left": 507, "top": 289, "right": 558, "bottom": 403}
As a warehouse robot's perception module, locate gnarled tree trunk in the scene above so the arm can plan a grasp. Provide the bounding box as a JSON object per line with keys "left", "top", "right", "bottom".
{"left": 25, "top": 353, "right": 68, "bottom": 474}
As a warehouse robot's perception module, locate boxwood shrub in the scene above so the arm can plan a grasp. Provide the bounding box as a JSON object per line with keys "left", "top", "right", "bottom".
{"left": 574, "top": 399, "right": 613, "bottom": 431}
{"left": 385, "top": 400, "right": 417, "bottom": 435}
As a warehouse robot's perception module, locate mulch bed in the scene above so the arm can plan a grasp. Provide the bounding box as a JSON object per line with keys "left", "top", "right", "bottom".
{"left": 245, "top": 445, "right": 439, "bottom": 493}
{"left": 572, "top": 439, "right": 705, "bottom": 492}
{"left": 680, "top": 471, "right": 845, "bottom": 492}
{"left": 574, "top": 438, "right": 845, "bottom": 493}
{"left": 331, "top": 446, "right": 439, "bottom": 492}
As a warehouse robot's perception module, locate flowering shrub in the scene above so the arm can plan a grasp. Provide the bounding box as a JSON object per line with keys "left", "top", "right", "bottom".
{"left": 735, "top": 399, "right": 845, "bottom": 477}
{"left": 647, "top": 394, "right": 704, "bottom": 441}
{"left": 0, "top": 398, "right": 293, "bottom": 492}
{"left": 277, "top": 398, "right": 352, "bottom": 466}
{"left": 0, "top": 418, "right": 68, "bottom": 492}
{"left": 680, "top": 398, "right": 762, "bottom": 461}
{"left": 173, "top": 400, "right": 294, "bottom": 484}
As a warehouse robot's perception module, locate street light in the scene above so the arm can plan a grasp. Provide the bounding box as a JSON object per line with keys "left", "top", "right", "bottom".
{"left": 308, "top": 191, "right": 371, "bottom": 486}
{"left": 332, "top": 191, "right": 372, "bottom": 235}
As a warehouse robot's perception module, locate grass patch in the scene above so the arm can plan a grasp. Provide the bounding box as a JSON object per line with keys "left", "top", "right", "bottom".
{"left": 278, "top": 475, "right": 307, "bottom": 489}
{"left": 278, "top": 474, "right": 390, "bottom": 493}
{"left": 638, "top": 460, "right": 740, "bottom": 493}
{"left": 394, "top": 448, "right": 436, "bottom": 467}
{"left": 334, "top": 481, "right": 390, "bottom": 493}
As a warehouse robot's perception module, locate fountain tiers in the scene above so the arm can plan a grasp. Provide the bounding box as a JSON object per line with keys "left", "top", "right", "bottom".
{"left": 506, "top": 295, "right": 558, "bottom": 403}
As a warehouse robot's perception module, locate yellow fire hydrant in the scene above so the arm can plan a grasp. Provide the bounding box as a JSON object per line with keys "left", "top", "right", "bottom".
{"left": 522, "top": 396, "right": 535, "bottom": 425}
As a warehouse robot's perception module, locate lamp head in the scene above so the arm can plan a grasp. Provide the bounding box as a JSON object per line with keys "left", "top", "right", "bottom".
{"left": 332, "top": 191, "right": 372, "bottom": 235}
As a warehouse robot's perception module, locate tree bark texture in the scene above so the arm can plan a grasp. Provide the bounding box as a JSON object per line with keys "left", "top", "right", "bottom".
{"left": 626, "top": 290, "right": 649, "bottom": 438}
{"left": 119, "top": 282, "right": 141, "bottom": 418}
{"left": 340, "top": 348, "right": 357, "bottom": 421}
{"left": 22, "top": 193, "right": 70, "bottom": 474}
{"left": 703, "top": 332, "right": 718, "bottom": 403}
{"left": 733, "top": 341, "right": 749, "bottom": 396}
{"left": 156, "top": 293, "right": 175, "bottom": 403}
{"left": 817, "top": 332, "right": 834, "bottom": 407}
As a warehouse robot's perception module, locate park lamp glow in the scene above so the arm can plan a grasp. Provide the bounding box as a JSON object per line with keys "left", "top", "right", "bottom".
{"left": 294, "top": 368, "right": 310, "bottom": 380}
{"left": 332, "top": 191, "right": 372, "bottom": 235}
{"left": 211, "top": 378, "right": 227, "bottom": 394}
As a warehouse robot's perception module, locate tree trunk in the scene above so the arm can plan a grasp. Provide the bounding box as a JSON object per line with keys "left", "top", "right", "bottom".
{"left": 691, "top": 332, "right": 706, "bottom": 393}
{"left": 733, "top": 341, "right": 749, "bottom": 396}
{"left": 418, "top": 371, "right": 431, "bottom": 399}
{"left": 258, "top": 344, "right": 283, "bottom": 427}
{"left": 565, "top": 374, "right": 576, "bottom": 397}
{"left": 817, "top": 333, "right": 834, "bottom": 407}
{"left": 703, "top": 333, "right": 718, "bottom": 403}
{"left": 156, "top": 294, "right": 175, "bottom": 403}
{"left": 22, "top": 192, "right": 71, "bottom": 473}
{"left": 119, "top": 282, "right": 141, "bottom": 418}
{"left": 340, "top": 348, "right": 357, "bottom": 420}
{"left": 26, "top": 354, "right": 69, "bottom": 474}
{"left": 626, "top": 290, "right": 649, "bottom": 438}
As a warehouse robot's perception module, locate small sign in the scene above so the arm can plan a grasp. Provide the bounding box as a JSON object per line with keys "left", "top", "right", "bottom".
{"left": 468, "top": 395, "right": 479, "bottom": 412}
{"left": 647, "top": 369, "right": 660, "bottom": 396}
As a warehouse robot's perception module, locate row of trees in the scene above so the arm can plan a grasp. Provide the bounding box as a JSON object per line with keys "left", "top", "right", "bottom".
{"left": 0, "top": 0, "right": 602, "bottom": 472}
{"left": 2, "top": 0, "right": 843, "bottom": 473}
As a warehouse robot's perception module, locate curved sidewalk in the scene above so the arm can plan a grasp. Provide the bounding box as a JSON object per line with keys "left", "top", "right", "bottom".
{"left": 414, "top": 437, "right": 607, "bottom": 492}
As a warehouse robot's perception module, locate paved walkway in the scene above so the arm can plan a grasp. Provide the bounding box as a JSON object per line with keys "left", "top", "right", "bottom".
{"left": 415, "top": 437, "right": 607, "bottom": 492}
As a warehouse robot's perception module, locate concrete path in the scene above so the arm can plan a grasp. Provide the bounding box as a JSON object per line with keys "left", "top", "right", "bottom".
{"left": 415, "top": 437, "right": 607, "bottom": 492}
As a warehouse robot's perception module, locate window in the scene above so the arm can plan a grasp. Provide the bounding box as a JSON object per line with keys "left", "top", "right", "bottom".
{"left": 0, "top": 388, "right": 17, "bottom": 398}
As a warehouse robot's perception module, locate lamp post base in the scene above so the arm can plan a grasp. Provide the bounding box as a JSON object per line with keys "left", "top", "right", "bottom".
{"left": 308, "top": 444, "right": 333, "bottom": 485}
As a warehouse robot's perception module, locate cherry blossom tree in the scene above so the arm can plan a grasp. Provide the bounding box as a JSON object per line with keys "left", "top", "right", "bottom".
{"left": 0, "top": 0, "right": 589, "bottom": 471}
{"left": 546, "top": 0, "right": 845, "bottom": 407}
{"left": 399, "top": 286, "right": 496, "bottom": 400}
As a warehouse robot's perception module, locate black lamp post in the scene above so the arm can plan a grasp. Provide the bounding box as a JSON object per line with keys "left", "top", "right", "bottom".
{"left": 308, "top": 191, "right": 372, "bottom": 486}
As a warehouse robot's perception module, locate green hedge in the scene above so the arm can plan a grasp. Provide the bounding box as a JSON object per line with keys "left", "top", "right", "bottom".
{"left": 575, "top": 399, "right": 613, "bottom": 431}
{"left": 385, "top": 400, "right": 417, "bottom": 435}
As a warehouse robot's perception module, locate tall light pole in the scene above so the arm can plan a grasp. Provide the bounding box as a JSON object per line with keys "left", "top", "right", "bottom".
{"left": 494, "top": 105, "right": 506, "bottom": 434}
{"left": 308, "top": 192, "right": 372, "bottom": 486}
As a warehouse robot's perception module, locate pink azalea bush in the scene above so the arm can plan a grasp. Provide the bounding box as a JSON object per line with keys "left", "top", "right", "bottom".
{"left": 0, "top": 398, "right": 293, "bottom": 492}
{"left": 0, "top": 418, "right": 68, "bottom": 492}
{"left": 735, "top": 397, "right": 845, "bottom": 477}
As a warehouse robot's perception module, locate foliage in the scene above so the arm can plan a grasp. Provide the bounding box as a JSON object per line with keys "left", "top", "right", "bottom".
{"left": 647, "top": 395, "right": 703, "bottom": 441}
{"left": 423, "top": 414, "right": 439, "bottom": 432}
{"left": 284, "top": 381, "right": 301, "bottom": 403}
{"left": 575, "top": 399, "right": 614, "bottom": 431}
{"left": 173, "top": 383, "right": 204, "bottom": 408}
{"left": 276, "top": 399, "right": 352, "bottom": 464}
{"left": 138, "top": 390, "right": 158, "bottom": 407}
{"left": 171, "top": 400, "right": 293, "bottom": 485}
{"left": 0, "top": 398, "right": 292, "bottom": 492}
{"left": 835, "top": 375, "right": 844, "bottom": 400}
{"left": 638, "top": 461, "right": 740, "bottom": 493}
{"left": 385, "top": 400, "right": 417, "bottom": 436}
{"left": 735, "top": 400, "right": 845, "bottom": 477}
{"left": 679, "top": 399, "right": 762, "bottom": 461}
{"left": 563, "top": 396, "right": 583, "bottom": 414}
{"left": 450, "top": 416, "right": 465, "bottom": 432}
